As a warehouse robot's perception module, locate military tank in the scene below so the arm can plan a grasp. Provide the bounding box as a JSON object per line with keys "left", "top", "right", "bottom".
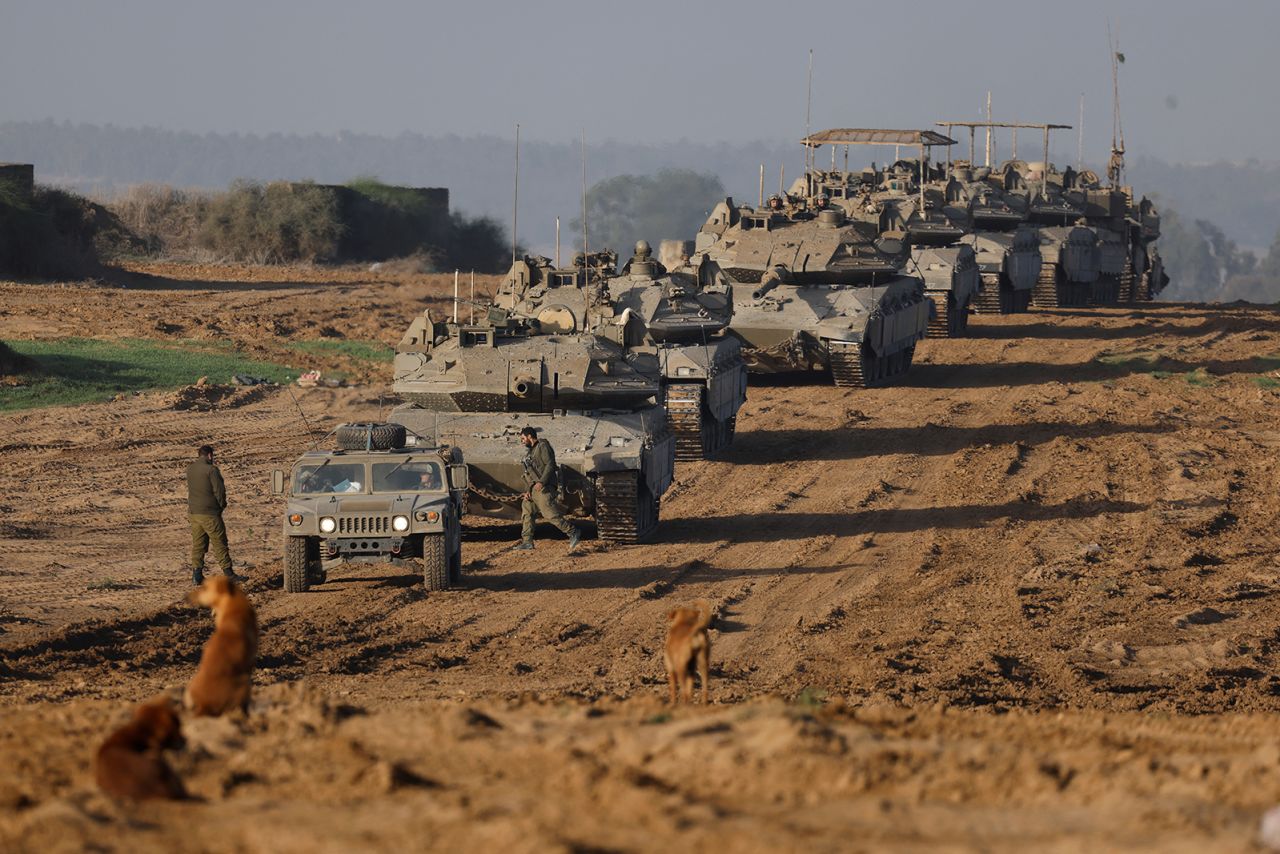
{"left": 692, "top": 195, "right": 929, "bottom": 386}
{"left": 966, "top": 226, "right": 1042, "bottom": 313}
{"left": 493, "top": 243, "right": 748, "bottom": 461}
{"left": 910, "top": 244, "right": 980, "bottom": 336}
{"left": 389, "top": 302, "right": 674, "bottom": 544}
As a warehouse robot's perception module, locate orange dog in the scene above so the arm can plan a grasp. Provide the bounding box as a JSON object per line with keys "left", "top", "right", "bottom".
{"left": 185, "top": 576, "right": 258, "bottom": 716}
{"left": 664, "top": 600, "right": 712, "bottom": 704}
{"left": 94, "top": 699, "right": 187, "bottom": 800}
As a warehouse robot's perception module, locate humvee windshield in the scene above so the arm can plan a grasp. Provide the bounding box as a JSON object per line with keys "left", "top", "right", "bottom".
{"left": 294, "top": 463, "right": 365, "bottom": 494}
{"left": 372, "top": 461, "right": 442, "bottom": 493}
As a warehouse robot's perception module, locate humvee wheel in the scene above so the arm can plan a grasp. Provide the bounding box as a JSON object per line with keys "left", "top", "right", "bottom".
{"left": 284, "top": 536, "right": 315, "bottom": 593}
{"left": 423, "top": 534, "right": 449, "bottom": 591}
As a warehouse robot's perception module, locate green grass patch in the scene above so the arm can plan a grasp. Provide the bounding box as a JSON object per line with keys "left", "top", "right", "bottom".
{"left": 1251, "top": 376, "right": 1280, "bottom": 389}
{"left": 793, "top": 686, "right": 828, "bottom": 709}
{"left": 1184, "top": 368, "right": 1217, "bottom": 387}
{"left": 1, "top": 337, "right": 295, "bottom": 412}
{"left": 286, "top": 338, "right": 394, "bottom": 363}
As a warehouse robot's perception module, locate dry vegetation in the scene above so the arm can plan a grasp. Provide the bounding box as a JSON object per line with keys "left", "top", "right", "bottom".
{"left": 4, "top": 266, "right": 1280, "bottom": 850}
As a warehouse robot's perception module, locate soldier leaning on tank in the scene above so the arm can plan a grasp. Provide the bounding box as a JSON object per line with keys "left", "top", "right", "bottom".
{"left": 513, "top": 427, "right": 582, "bottom": 552}
{"left": 186, "top": 444, "right": 245, "bottom": 586}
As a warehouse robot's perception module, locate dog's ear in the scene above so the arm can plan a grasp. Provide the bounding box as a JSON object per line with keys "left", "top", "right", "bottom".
{"left": 667, "top": 607, "right": 680, "bottom": 621}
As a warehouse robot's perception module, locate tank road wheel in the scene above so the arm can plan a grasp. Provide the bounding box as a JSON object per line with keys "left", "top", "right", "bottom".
{"left": 284, "top": 535, "right": 317, "bottom": 593}
{"left": 336, "top": 422, "right": 406, "bottom": 451}
{"left": 422, "top": 534, "right": 449, "bottom": 591}
{"left": 665, "top": 383, "right": 713, "bottom": 461}
{"left": 595, "top": 471, "right": 659, "bottom": 545}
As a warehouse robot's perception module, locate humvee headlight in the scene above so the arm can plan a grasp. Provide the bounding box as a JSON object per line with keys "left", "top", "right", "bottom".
{"left": 675, "top": 366, "right": 694, "bottom": 377}
{"left": 288, "top": 513, "right": 303, "bottom": 527}
{"left": 392, "top": 515, "right": 410, "bottom": 532}
{"left": 319, "top": 516, "right": 337, "bottom": 534}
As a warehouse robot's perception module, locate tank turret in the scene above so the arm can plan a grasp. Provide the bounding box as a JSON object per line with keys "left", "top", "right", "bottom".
{"left": 389, "top": 271, "right": 675, "bottom": 544}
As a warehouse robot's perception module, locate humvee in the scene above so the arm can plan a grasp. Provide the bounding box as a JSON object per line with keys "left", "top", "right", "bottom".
{"left": 271, "top": 422, "right": 468, "bottom": 592}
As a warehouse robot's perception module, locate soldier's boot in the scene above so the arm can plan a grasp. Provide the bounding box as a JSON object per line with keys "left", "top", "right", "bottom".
{"left": 568, "top": 527, "right": 582, "bottom": 550}
{"left": 512, "top": 541, "right": 535, "bottom": 551}
{"left": 192, "top": 566, "right": 206, "bottom": 586}
{"left": 223, "top": 567, "right": 248, "bottom": 584}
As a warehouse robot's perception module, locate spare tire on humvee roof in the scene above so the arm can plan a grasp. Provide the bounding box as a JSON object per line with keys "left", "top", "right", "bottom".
{"left": 335, "top": 422, "right": 406, "bottom": 451}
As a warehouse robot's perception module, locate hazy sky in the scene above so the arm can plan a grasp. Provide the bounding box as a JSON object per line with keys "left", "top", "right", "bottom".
{"left": 2, "top": 0, "right": 1277, "bottom": 164}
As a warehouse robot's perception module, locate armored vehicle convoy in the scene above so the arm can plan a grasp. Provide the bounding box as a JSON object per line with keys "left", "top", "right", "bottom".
{"left": 493, "top": 243, "right": 747, "bottom": 461}
{"left": 272, "top": 422, "right": 469, "bottom": 593}
{"left": 390, "top": 298, "right": 674, "bottom": 544}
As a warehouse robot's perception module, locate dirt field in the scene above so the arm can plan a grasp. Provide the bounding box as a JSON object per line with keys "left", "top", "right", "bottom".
{"left": 4, "top": 263, "right": 1280, "bottom": 851}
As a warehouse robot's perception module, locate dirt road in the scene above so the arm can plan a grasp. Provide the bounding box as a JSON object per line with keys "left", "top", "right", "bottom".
{"left": 3, "top": 264, "right": 1280, "bottom": 850}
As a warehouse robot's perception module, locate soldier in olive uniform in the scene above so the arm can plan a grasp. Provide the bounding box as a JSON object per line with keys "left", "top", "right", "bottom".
{"left": 187, "top": 445, "right": 245, "bottom": 585}
{"left": 513, "top": 426, "right": 582, "bottom": 552}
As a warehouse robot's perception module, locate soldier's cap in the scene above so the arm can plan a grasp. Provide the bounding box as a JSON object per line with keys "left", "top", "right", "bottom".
{"left": 519, "top": 426, "right": 538, "bottom": 438}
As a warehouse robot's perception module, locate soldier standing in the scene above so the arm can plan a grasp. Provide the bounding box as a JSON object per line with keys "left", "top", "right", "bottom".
{"left": 187, "top": 444, "right": 244, "bottom": 585}
{"left": 513, "top": 426, "right": 582, "bottom": 552}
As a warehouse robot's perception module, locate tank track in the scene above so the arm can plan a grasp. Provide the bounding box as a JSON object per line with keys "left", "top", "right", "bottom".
{"left": 925, "top": 291, "right": 968, "bottom": 337}
{"left": 829, "top": 342, "right": 915, "bottom": 389}
{"left": 1117, "top": 255, "right": 1135, "bottom": 302}
{"left": 665, "top": 383, "right": 732, "bottom": 461}
{"left": 1135, "top": 271, "right": 1153, "bottom": 301}
{"left": 1031, "top": 263, "right": 1091, "bottom": 309}
{"left": 594, "top": 470, "right": 658, "bottom": 545}
{"left": 973, "top": 273, "right": 1007, "bottom": 314}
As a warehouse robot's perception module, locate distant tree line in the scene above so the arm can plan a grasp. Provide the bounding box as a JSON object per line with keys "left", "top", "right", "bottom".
{"left": 1159, "top": 201, "right": 1280, "bottom": 303}
{"left": 0, "top": 174, "right": 513, "bottom": 275}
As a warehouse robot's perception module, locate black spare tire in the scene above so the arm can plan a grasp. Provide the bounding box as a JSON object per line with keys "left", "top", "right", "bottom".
{"left": 336, "top": 422, "right": 406, "bottom": 451}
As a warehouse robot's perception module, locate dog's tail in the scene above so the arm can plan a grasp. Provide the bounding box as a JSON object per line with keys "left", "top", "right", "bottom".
{"left": 694, "top": 599, "right": 713, "bottom": 630}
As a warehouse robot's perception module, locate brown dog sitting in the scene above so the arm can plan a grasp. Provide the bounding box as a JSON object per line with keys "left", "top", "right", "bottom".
{"left": 185, "top": 576, "right": 258, "bottom": 717}
{"left": 664, "top": 600, "right": 712, "bottom": 705}
{"left": 95, "top": 699, "right": 187, "bottom": 800}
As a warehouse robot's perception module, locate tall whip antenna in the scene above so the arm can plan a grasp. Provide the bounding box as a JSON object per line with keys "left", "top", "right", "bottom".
{"left": 1078, "top": 93, "right": 1085, "bottom": 170}
{"left": 512, "top": 122, "right": 520, "bottom": 264}
{"left": 804, "top": 49, "right": 813, "bottom": 196}
{"left": 1107, "top": 20, "right": 1126, "bottom": 187}
{"left": 581, "top": 128, "right": 589, "bottom": 289}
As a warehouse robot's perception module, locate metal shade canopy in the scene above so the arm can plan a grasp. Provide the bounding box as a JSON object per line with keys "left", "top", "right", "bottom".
{"left": 801, "top": 128, "right": 957, "bottom": 148}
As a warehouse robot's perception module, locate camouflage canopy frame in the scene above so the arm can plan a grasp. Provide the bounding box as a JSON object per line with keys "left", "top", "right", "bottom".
{"left": 800, "top": 128, "right": 958, "bottom": 220}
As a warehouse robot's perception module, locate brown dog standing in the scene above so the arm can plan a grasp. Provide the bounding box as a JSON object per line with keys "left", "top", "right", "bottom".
{"left": 95, "top": 699, "right": 187, "bottom": 800}
{"left": 185, "top": 576, "right": 258, "bottom": 716}
{"left": 664, "top": 600, "right": 712, "bottom": 704}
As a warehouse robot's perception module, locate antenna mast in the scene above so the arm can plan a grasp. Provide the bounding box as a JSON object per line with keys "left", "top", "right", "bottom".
{"left": 1108, "top": 21, "right": 1126, "bottom": 187}
{"left": 984, "top": 91, "right": 992, "bottom": 167}
{"left": 580, "top": 129, "right": 589, "bottom": 289}
{"left": 1078, "top": 93, "right": 1085, "bottom": 169}
{"left": 805, "top": 48, "right": 813, "bottom": 197}
{"left": 512, "top": 123, "right": 520, "bottom": 265}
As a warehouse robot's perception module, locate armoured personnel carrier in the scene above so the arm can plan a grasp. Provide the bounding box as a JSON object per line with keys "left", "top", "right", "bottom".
{"left": 271, "top": 422, "right": 469, "bottom": 592}
{"left": 910, "top": 244, "right": 980, "bottom": 336}
{"left": 966, "top": 226, "right": 1042, "bottom": 313}
{"left": 389, "top": 299, "right": 674, "bottom": 544}
{"left": 493, "top": 243, "right": 748, "bottom": 461}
